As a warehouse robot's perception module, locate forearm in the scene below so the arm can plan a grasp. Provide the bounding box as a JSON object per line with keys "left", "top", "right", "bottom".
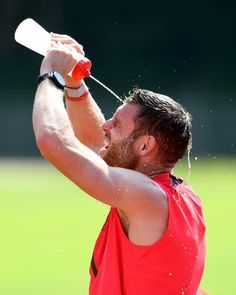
{"left": 47, "top": 34, "right": 106, "bottom": 152}
{"left": 33, "top": 79, "right": 111, "bottom": 203}
{"left": 65, "top": 82, "right": 106, "bottom": 153}
{"left": 33, "top": 79, "right": 75, "bottom": 149}
{"left": 33, "top": 79, "right": 108, "bottom": 197}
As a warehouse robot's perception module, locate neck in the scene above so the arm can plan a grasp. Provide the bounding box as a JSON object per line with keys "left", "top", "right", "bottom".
{"left": 136, "top": 159, "right": 174, "bottom": 178}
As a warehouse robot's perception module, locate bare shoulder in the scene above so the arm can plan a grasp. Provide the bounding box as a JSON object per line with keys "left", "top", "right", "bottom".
{"left": 113, "top": 169, "right": 169, "bottom": 246}
{"left": 117, "top": 181, "right": 169, "bottom": 246}
{"left": 110, "top": 167, "right": 168, "bottom": 216}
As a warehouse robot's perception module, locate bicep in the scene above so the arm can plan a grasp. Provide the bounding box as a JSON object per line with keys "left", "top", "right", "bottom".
{"left": 41, "top": 136, "right": 166, "bottom": 215}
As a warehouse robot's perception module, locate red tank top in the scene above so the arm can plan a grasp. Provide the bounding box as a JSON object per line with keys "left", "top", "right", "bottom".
{"left": 89, "top": 173, "right": 206, "bottom": 295}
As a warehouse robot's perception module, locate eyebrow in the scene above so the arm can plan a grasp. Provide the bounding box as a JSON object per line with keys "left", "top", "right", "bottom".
{"left": 113, "top": 115, "right": 121, "bottom": 125}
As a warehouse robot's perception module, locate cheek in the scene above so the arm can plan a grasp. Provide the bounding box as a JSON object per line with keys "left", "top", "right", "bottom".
{"left": 111, "top": 129, "right": 125, "bottom": 141}
{"left": 132, "top": 140, "right": 141, "bottom": 155}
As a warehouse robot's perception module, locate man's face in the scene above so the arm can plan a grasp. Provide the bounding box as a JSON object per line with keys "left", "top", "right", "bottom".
{"left": 99, "top": 103, "right": 140, "bottom": 169}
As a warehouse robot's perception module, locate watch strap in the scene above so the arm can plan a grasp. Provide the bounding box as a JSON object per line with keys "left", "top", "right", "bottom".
{"left": 37, "top": 72, "right": 65, "bottom": 90}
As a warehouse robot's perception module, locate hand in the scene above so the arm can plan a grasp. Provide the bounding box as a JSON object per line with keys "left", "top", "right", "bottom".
{"left": 50, "top": 33, "right": 85, "bottom": 55}
{"left": 50, "top": 33, "right": 85, "bottom": 88}
{"left": 40, "top": 40, "right": 79, "bottom": 79}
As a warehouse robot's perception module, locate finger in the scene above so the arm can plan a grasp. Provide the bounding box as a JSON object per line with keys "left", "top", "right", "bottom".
{"left": 51, "top": 40, "right": 58, "bottom": 48}
{"left": 50, "top": 32, "right": 77, "bottom": 44}
{"left": 51, "top": 36, "right": 74, "bottom": 44}
{"left": 50, "top": 41, "right": 67, "bottom": 53}
{"left": 51, "top": 40, "right": 84, "bottom": 55}
{"left": 72, "top": 44, "right": 85, "bottom": 55}
{"left": 50, "top": 32, "right": 71, "bottom": 39}
{"left": 62, "top": 43, "right": 78, "bottom": 55}
{"left": 50, "top": 33, "right": 85, "bottom": 55}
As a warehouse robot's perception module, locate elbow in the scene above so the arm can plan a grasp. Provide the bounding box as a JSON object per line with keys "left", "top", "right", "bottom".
{"left": 35, "top": 128, "right": 74, "bottom": 160}
{"left": 35, "top": 130, "right": 58, "bottom": 157}
{"left": 35, "top": 132, "right": 50, "bottom": 151}
{"left": 34, "top": 124, "right": 76, "bottom": 161}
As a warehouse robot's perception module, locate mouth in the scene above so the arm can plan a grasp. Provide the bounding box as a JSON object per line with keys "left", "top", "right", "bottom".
{"left": 99, "top": 138, "right": 111, "bottom": 157}
{"left": 104, "top": 134, "right": 111, "bottom": 149}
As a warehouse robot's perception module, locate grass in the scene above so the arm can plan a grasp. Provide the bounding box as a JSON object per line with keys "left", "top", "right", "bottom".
{"left": 0, "top": 157, "right": 235, "bottom": 294}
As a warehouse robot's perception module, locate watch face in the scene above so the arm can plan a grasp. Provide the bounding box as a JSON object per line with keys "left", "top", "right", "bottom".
{"left": 54, "top": 71, "right": 65, "bottom": 87}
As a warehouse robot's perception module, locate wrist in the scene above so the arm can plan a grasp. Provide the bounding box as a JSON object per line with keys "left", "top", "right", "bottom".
{"left": 40, "top": 61, "right": 55, "bottom": 76}
{"left": 38, "top": 71, "right": 65, "bottom": 91}
{"left": 65, "top": 81, "right": 89, "bottom": 102}
{"left": 65, "top": 75, "right": 83, "bottom": 88}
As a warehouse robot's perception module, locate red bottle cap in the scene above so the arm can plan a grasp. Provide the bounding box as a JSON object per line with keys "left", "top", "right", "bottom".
{"left": 72, "top": 59, "right": 92, "bottom": 80}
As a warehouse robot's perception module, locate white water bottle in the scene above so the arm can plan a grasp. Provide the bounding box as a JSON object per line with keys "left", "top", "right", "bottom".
{"left": 14, "top": 18, "right": 92, "bottom": 80}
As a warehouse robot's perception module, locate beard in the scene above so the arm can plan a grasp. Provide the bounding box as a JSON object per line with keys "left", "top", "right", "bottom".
{"left": 102, "top": 135, "right": 139, "bottom": 170}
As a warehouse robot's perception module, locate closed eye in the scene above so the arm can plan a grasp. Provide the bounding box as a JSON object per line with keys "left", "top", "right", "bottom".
{"left": 113, "top": 117, "right": 120, "bottom": 128}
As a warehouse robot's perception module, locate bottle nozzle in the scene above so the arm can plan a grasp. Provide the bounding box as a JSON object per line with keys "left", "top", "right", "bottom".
{"left": 71, "top": 58, "right": 92, "bottom": 80}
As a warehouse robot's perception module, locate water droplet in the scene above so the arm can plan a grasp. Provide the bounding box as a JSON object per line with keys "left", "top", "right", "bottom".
{"left": 168, "top": 272, "right": 173, "bottom": 276}
{"left": 187, "top": 145, "right": 191, "bottom": 178}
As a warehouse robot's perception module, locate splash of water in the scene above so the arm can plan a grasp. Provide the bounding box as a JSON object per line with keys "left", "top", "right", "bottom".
{"left": 90, "top": 75, "right": 123, "bottom": 103}
{"left": 187, "top": 146, "right": 191, "bottom": 179}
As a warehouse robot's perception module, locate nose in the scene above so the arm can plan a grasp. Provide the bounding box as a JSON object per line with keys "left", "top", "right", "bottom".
{"left": 102, "top": 118, "right": 113, "bottom": 132}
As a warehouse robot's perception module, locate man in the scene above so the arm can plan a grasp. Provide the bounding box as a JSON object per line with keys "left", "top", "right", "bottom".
{"left": 33, "top": 34, "right": 207, "bottom": 295}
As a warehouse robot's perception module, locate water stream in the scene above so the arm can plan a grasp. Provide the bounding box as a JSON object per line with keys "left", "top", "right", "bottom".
{"left": 90, "top": 75, "right": 123, "bottom": 103}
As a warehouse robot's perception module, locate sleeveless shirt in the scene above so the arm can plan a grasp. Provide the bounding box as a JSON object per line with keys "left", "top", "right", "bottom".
{"left": 89, "top": 173, "right": 206, "bottom": 295}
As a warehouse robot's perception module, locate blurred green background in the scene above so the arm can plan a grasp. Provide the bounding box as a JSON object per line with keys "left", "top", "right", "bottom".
{"left": 1, "top": 0, "right": 236, "bottom": 294}
{"left": 1, "top": 158, "right": 236, "bottom": 294}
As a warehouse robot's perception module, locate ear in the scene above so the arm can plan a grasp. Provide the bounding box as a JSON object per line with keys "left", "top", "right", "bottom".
{"left": 135, "top": 135, "right": 157, "bottom": 156}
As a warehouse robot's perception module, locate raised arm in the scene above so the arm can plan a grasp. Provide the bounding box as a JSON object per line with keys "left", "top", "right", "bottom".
{"left": 33, "top": 42, "right": 168, "bottom": 246}
{"left": 66, "top": 82, "right": 105, "bottom": 153}
{"left": 33, "top": 43, "right": 167, "bottom": 215}
{"left": 50, "top": 33, "right": 105, "bottom": 153}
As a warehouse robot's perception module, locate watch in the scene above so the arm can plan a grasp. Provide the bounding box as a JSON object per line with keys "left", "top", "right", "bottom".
{"left": 37, "top": 71, "right": 65, "bottom": 90}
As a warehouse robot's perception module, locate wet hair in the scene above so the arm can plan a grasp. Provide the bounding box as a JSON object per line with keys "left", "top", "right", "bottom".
{"left": 123, "top": 88, "right": 192, "bottom": 164}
